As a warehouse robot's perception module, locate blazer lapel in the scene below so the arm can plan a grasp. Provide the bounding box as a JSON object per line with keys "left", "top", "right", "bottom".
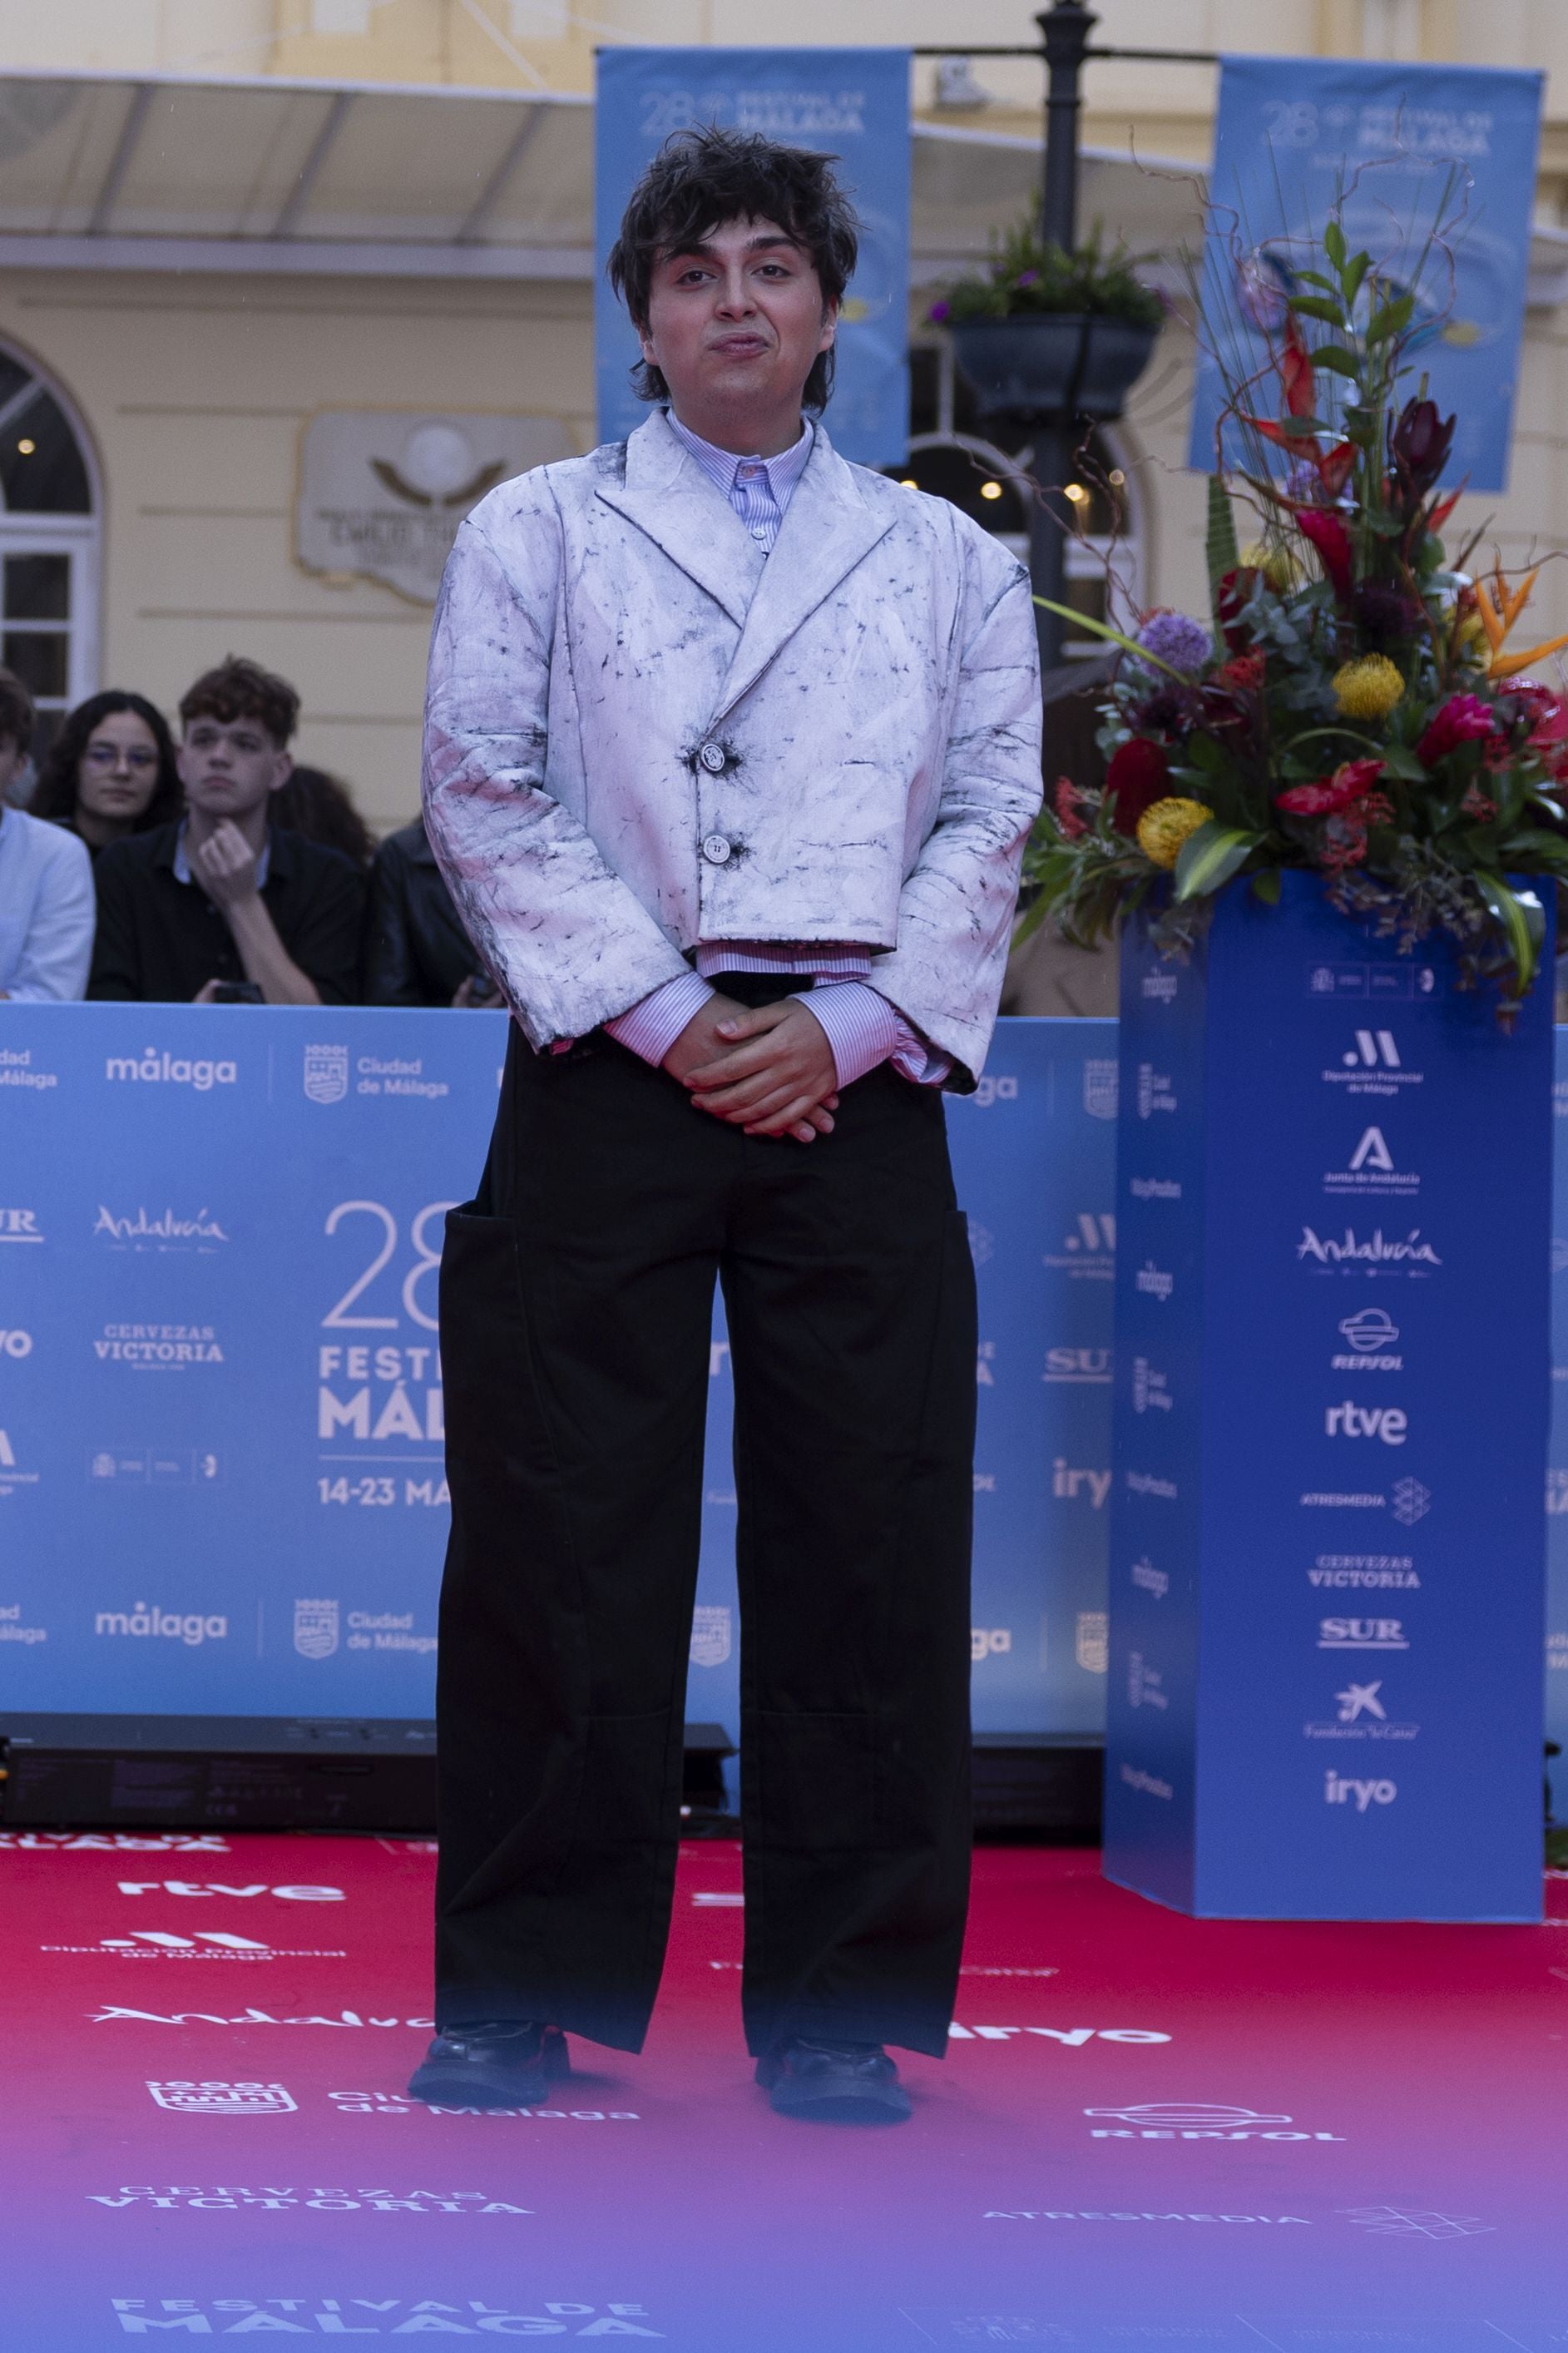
{"left": 593, "top": 410, "right": 761, "bottom": 627}
{"left": 709, "top": 427, "right": 895, "bottom": 726}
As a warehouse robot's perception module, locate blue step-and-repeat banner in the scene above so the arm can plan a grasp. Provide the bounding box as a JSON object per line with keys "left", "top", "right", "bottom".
{"left": 0, "top": 1008, "right": 1113, "bottom": 1744}
{"left": 2, "top": 1002, "right": 1566, "bottom": 1817}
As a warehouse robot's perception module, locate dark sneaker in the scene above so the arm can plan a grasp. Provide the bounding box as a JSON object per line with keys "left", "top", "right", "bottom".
{"left": 407, "top": 2020, "right": 570, "bottom": 2108}
{"left": 755, "top": 2037, "right": 912, "bottom": 2123}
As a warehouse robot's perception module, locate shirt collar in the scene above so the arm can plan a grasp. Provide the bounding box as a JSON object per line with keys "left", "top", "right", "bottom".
{"left": 665, "top": 409, "right": 814, "bottom": 508}
{"left": 173, "top": 817, "right": 271, "bottom": 891}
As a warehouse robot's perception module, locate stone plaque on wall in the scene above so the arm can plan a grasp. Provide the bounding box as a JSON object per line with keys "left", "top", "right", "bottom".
{"left": 296, "top": 410, "right": 572, "bottom": 603}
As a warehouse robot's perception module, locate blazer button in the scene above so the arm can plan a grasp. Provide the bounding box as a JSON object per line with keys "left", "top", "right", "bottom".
{"left": 697, "top": 741, "right": 726, "bottom": 774}
{"left": 701, "top": 834, "right": 732, "bottom": 866}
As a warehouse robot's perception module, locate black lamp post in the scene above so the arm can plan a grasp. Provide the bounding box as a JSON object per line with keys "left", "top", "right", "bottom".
{"left": 1031, "top": 1, "right": 1097, "bottom": 673}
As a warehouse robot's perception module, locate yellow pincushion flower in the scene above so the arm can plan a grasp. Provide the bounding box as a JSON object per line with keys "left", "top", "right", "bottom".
{"left": 1333, "top": 655, "right": 1404, "bottom": 721}
{"left": 1240, "top": 538, "right": 1303, "bottom": 592}
{"left": 1136, "top": 797, "right": 1210, "bottom": 870}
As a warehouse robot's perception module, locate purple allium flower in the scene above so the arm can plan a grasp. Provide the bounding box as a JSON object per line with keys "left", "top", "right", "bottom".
{"left": 1135, "top": 608, "right": 1214, "bottom": 676}
{"left": 927, "top": 300, "right": 951, "bottom": 324}
{"left": 1015, "top": 268, "right": 1039, "bottom": 288}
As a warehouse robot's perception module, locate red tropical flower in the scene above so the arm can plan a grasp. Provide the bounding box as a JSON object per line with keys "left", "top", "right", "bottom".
{"left": 1214, "top": 650, "right": 1267, "bottom": 696}
{"left": 1053, "top": 775, "right": 1088, "bottom": 839}
{"left": 1276, "top": 758, "right": 1385, "bottom": 818}
{"left": 1416, "top": 693, "right": 1496, "bottom": 765}
{"left": 1104, "top": 738, "right": 1171, "bottom": 832}
{"left": 1296, "top": 507, "right": 1354, "bottom": 603}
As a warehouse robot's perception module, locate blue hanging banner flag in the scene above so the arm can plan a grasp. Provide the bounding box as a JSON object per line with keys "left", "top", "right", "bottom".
{"left": 593, "top": 47, "right": 911, "bottom": 469}
{"left": 1188, "top": 54, "right": 1543, "bottom": 493}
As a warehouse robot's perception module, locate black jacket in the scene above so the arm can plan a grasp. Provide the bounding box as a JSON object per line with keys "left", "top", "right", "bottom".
{"left": 361, "top": 818, "right": 483, "bottom": 1008}
{"left": 88, "top": 822, "right": 364, "bottom": 1003}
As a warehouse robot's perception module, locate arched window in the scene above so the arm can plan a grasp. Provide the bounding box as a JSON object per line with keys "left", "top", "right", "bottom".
{"left": 0, "top": 343, "right": 100, "bottom": 764}
{"left": 897, "top": 339, "right": 1145, "bottom": 657}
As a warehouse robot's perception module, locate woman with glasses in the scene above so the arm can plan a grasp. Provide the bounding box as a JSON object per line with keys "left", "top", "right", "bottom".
{"left": 31, "top": 690, "right": 182, "bottom": 859}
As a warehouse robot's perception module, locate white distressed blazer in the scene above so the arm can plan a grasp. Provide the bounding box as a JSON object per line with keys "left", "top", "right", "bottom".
{"left": 422, "top": 408, "right": 1043, "bottom": 1082}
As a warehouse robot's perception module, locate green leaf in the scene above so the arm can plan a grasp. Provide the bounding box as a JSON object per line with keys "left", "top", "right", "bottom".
{"left": 1250, "top": 866, "right": 1283, "bottom": 904}
{"left": 1172, "top": 822, "right": 1264, "bottom": 904}
{"left": 1289, "top": 294, "right": 1345, "bottom": 326}
{"left": 1377, "top": 745, "right": 1427, "bottom": 782}
{"left": 1274, "top": 414, "right": 1328, "bottom": 438}
{"left": 1308, "top": 345, "right": 1361, "bottom": 378}
{"left": 1473, "top": 872, "right": 1543, "bottom": 994}
{"left": 1343, "top": 253, "right": 1372, "bottom": 306}
{"left": 1323, "top": 220, "right": 1347, "bottom": 270}
{"left": 1296, "top": 266, "right": 1341, "bottom": 294}
{"left": 1030, "top": 599, "right": 1191, "bottom": 681}
{"left": 1205, "top": 471, "right": 1240, "bottom": 616}
{"left": 1366, "top": 291, "right": 1417, "bottom": 345}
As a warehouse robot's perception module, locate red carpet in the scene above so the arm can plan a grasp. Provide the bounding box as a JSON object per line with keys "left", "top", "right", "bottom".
{"left": 3, "top": 1834, "right": 1567, "bottom": 2348}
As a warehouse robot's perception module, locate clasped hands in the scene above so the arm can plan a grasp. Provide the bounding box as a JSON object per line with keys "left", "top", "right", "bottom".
{"left": 662, "top": 993, "right": 839, "bottom": 1144}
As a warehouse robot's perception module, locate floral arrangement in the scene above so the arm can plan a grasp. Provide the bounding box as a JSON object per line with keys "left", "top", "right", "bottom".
{"left": 1023, "top": 214, "right": 1568, "bottom": 1002}
{"left": 929, "top": 219, "right": 1164, "bottom": 332}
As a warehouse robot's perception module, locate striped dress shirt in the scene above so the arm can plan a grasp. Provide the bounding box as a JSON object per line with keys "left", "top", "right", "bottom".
{"left": 602, "top": 410, "right": 948, "bottom": 1088}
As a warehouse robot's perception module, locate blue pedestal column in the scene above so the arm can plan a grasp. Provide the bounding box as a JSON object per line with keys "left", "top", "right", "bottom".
{"left": 1103, "top": 873, "right": 1551, "bottom": 1920}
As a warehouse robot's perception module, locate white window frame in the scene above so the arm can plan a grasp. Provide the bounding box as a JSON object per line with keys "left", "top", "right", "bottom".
{"left": 0, "top": 341, "right": 102, "bottom": 762}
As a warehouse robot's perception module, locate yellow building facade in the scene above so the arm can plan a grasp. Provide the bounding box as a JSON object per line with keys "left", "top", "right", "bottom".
{"left": 2, "top": 0, "right": 1566, "bottom": 830}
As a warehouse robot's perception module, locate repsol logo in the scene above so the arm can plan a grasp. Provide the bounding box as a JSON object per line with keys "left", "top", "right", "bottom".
{"left": 106, "top": 1050, "right": 236, "bottom": 1092}
{"left": 95, "top": 1603, "right": 228, "bottom": 1647}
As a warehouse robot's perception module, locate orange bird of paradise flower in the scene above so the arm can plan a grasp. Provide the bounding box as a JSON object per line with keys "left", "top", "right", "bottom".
{"left": 1475, "top": 566, "right": 1568, "bottom": 681}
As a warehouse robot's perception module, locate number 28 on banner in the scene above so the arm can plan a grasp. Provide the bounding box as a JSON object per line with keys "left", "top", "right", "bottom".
{"left": 317, "top": 1200, "right": 453, "bottom": 1454}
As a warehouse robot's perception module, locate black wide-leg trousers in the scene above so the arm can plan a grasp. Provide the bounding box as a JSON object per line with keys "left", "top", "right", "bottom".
{"left": 433, "top": 985, "right": 977, "bottom": 2058}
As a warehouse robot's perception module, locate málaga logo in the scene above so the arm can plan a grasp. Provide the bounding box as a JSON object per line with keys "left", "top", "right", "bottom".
{"left": 105, "top": 1049, "right": 236, "bottom": 1091}
{"left": 303, "top": 1044, "right": 349, "bottom": 1105}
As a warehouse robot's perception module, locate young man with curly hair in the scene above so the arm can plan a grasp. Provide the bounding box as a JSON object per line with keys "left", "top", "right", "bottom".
{"left": 415, "top": 128, "right": 1041, "bottom": 2124}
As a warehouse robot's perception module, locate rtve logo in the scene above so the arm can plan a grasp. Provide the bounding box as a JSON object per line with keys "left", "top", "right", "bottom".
{"left": 1325, "top": 1399, "right": 1407, "bottom": 1444}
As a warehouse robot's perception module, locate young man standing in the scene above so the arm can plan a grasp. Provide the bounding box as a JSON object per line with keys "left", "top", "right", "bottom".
{"left": 416, "top": 130, "right": 1041, "bottom": 2123}
{"left": 89, "top": 656, "right": 363, "bottom": 1005}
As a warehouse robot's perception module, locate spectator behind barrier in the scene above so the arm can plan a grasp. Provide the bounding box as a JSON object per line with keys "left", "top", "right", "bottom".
{"left": 363, "top": 814, "right": 503, "bottom": 1008}
{"left": 273, "top": 763, "right": 378, "bottom": 869}
{"left": 0, "top": 664, "right": 95, "bottom": 1000}
{"left": 30, "top": 690, "right": 182, "bottom": 861}
{"left": 88, "top": 654, "right": 364, "bottom": 1006}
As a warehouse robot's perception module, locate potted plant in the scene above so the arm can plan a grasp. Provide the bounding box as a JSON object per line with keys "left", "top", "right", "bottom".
{"left": 932, "top": 219, "right": 1165, "bottom": 423}
{"left": 1026, "top": 215, "right": 1560, "bottom": 1925}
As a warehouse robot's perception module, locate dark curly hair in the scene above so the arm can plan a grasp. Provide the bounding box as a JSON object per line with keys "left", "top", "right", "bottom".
{"left": 607, "top": 126, "right": 858, "bottom": 414}
{"left": 180, "top": 653, "right": 299, "bottom": 749}
{"left": 30, "top": 690, "right": 182, "bottom": 831}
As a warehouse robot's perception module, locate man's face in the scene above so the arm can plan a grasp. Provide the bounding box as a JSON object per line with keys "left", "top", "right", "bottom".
{"left": 638, "top": 215, "right": 836, "bottom": 422}
{"left": 177, "top": 713, "right": 291, "bottom": 821}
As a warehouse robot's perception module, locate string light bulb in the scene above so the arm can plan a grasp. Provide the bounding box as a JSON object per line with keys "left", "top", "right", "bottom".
{"left": 16, "top": 438, "right": 34, "bottom": 455}
{"left": 980, "top": 479, "right": 1003, "bottom": 501}
{"left": 1064, "top": 483, "right": 1088, "bottom": 504}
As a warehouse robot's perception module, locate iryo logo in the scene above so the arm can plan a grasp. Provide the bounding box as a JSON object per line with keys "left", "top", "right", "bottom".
{"left": 1324, "top": 1771, "right": 1397, "bottom": 1809}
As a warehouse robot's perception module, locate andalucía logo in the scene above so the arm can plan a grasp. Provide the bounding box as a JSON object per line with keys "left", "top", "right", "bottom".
{"left": 1298, "top": 1225, "right": 1441, "bottom": 1271}
{"left": 93, "top": 1205, "right": 228, "bottom": 1251}
{"left": 304, "top": 1043, "right": 349, "bottom": 1105}
{"left": 1084, "top": 2101, "right": 1344, "bottom": 2142}
{"left": 147, "top": 2080, "right": 295, "bottom": 2114}
{"left": 1323, "top": 1126, "right": 1419, "bottom": 1200}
